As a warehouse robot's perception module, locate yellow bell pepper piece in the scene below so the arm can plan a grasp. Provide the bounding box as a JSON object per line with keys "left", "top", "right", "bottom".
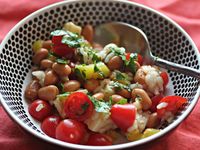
{"left": 141, "top": 128, "right": 160, "bottom": 138}
{"left": 126, "top": 129, "right": 143, "bottom": 141}
{"left": 75, "top": 62, "right": 110, "bottom": 79}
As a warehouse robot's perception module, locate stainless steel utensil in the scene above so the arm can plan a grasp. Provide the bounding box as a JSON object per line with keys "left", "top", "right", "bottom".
{"left": 94, "top": 22, "right": 200, "bottom": 79}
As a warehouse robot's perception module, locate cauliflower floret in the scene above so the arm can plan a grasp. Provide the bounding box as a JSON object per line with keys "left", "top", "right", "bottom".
{"left": 134, "top": 65, "right": 164, "bottom": 95}
{"left": 85, "top": 110, "right": 117, "bottom": 133}
{"left": 32, "top": 70, "right": 45, "bottom": 86}
{"left": 126, "top": 111, "right": 150, "bottom": 141}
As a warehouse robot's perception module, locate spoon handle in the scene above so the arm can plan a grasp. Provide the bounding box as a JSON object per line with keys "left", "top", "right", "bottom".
{"left": 153, "top": 57, "right": 200, "bottom": 79}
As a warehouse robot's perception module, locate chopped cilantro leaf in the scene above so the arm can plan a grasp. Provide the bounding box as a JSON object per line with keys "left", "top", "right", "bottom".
{"left": 81, "top": 102, "right": 89, "bottom": 111}
{"left": 50, "top": 30, "right": 68, "bottom": 36}
{"left": 115, "top": 71, "right": 126, "bottom": 80}
{"left": 110, "top": 81, "right": 131, "bottom": 92}
{"left": 56, "top": 58, "right": 68, "bottom": 64}
{"left": 116, "top": 98, "right": 128, "bottom": 104}
{"left": 89, "top": 96, "right": 111, "bottom": 113}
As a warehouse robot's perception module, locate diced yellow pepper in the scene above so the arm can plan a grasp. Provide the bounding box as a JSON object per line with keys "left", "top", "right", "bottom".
{"left": 126, "top": 129, "right": 143, "bottom": 141}
{"left": 141, "top": 128, "right": 160, "bottom": 138}
{"left": 75, "top": 62, "right": 110, "bottom": 79}
{"left": 32, "top": 40, "right": 43, "bottom": 53}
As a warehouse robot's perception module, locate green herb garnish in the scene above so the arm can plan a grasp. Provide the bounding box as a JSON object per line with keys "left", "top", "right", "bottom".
{"left": 89, "top": 96, "right": 111, "bottom": 113}
{"left": 115, "top": 71, "right": 126, "bottom": 80}
{"left": 56, "top": 58, "right": 68, "bottom": 64}
{"left": 116, "top": 98, "right": 128, "bottom": 104}
{"left": 110, "top": 81, "right": 131, "bottom": 92}
{"left": 81, "top": 102, "right": 89, "bottom": 111}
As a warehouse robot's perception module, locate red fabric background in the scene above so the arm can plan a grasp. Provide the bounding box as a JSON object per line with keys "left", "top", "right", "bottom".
{"left": 0, "top": 0, "right": 199, "bottom": 150}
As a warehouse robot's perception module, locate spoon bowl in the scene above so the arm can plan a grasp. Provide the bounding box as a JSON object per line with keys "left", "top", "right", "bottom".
{"left": 94, "top": 22, "right": 200, "bottom": 79}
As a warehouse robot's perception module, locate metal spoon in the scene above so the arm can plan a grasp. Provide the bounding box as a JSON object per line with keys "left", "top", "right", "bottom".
{"left": 94, "top": 22, "right": 200, "bottom": 79}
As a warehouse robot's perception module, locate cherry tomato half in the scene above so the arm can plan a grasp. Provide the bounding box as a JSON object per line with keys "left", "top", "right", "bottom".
{"left": 150, "top": 94, "right": 164, "bottom": 112}
{"left": 157, "top": 96, "right": 187, "bottom": 118}
{"left": 160, "top": 71, "right": 169, "bottom": 87}
{"left": 56, "top": 119, "right": 86, "bottom": 144}
{"left": 110, "top": 104, "right": 136, "bottom": 131}
{"left": 52, "top": 36, "right": 75, "bottom": 57}
{"left": 86, "top": 134, "right": 112, "bottom": 146}
{"left": 41, "top": 115, "right": 61, "bottom": 138}
{"left": 64, "top": 92, "right": 94, "bottom": 122}
{"left": 28, "top": 100, "right": 52, "bottom": 121}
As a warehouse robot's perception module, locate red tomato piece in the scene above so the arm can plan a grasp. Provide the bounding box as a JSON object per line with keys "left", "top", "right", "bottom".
{"left": 41, "top": 115, "right": 61, "bottom": 138}
{"left": 28, "top": 100, "right": 52, "bottom": 121}
{"left": 52, "top": 36, "right": 63, "bottom": 45}
{"left": 52, "top": 35, "right": 75, "bottom": 57}
{"left": 150, "top": 94, "right": 164, "bottom": 112}
{"left": 110, "top": 104, "right": 136, "bottom": 131}
{"left": 160, "top": 71, "right": 169, "bottom": 87}
{"left": 137, "top": 54, "right": 143, "bottom": 65}
{"left": 64, "top": 92, "right": 94, "bottom": 122}
{"left": 125, "top": 53, "right": 143, "bottom": 65}
{"left": 125, "top": 53, "right": 131, "bottom": 60}
{"left": 157, "top": 96, "right": 187, "bottom": 118}
{"left": 86, "top": 134, "right": 112, "bottom": 146}
{"left": 56, "top": 119, "right": 86, "bottom": 144}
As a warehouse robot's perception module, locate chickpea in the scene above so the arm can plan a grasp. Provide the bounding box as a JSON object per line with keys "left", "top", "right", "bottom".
{"left": 52, "top": 62, "right": 71, "bottom": 77}
{"left": 42, "top": 40, "right": 52, "bottom": 50}
{"left": 38, "top": 85, "right": 59, "bottom": 101}
{"left": 83, "top": 79, "right": 100, "bottom": 92}
{"left": 116, "top": 88, "right": 131, "bottom": 99}
{"left": 40, "top": 59, "right": 53, "bottom": 70}
{"left": 107, "top": 56, "right": 123, "bottom": 71}
{"left": 82, "top": 25, "right": 94, "bottom": 44}
{"left": 32, "top": 48, "right": 48, "bottom": 65}
{"left": 63, "top": 80, "right": 81, "bottom": 92}
{"left": 25, "top": 80, "right": 41, "bottom": 101}
{"left": 92, "top": 92, "right": 105, "bottom": 100}
{"left": 146, "top": 112, "right": 160, "bottom": 128}
{"left": 111, "top": 94, "right": 125, "bottom": 103}
{"left": 44, "top": 70, "right": 58, "bottom": 86}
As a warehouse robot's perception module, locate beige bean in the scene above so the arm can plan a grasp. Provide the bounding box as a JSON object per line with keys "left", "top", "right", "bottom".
{"left": 134, "top": 68, "right": 146, "bottom": 85}
{"left": 116, "top": 88, "right": 131, "bottom": 99}
{"left": 52, "top": 62, "right": 71, "bottom": 76}
{"left": 131, "top": 88, "right": 152, "bottom": 110}
{"left": 82, "top": 25, "right": 94, "bottom": 44}
{"left": 44, "top": 70, "right": 58, "bottom": 86}
{"left": 146, "top": 112, "right": 160, "bottom": 128}
{"left": 32, "top": 48, "right": 48, "bottom": 65}
{"left": 25, "top": 80, "right": 41, "bottom": 101}
{"left": 42, "top": 40, "right": 52, "bottom": 50}
{"left": 83, "top": 79, "right": 100, "bottom": 92}
{"left": 38, "top": 85, "right": 59, "bottom": 101}
{"left": 63, "top": 80, "right": 81, "bottom": 92}
{"left": 107, "top": 56, "right": 123, "bottom": 71}
{"left": 111, "top": 94, "right": 125, "bottom": 103}
{"left": 92, "top": 92, "right": 105, "bottom": 100}
{"left": 40, "top": 59, "right": 53, "bottom": 70}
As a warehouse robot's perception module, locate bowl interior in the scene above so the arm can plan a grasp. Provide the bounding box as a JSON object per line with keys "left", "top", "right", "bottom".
{"left": 0, "top": 0, "right": 199, "bottom": 149}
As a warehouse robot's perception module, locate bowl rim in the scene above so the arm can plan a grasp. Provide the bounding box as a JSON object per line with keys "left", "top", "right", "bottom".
{"left": 0, "top": 0, "right": 200, "bottom": 149}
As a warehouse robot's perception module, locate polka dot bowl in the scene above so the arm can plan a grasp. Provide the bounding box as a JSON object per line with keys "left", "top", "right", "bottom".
{"left": 0, "top": 0, "right": 199, "bottom": 149}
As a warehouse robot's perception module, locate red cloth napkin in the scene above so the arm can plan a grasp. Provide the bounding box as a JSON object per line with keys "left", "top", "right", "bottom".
{"left": 0, "top": 0, "right": 199, "bottom": 150}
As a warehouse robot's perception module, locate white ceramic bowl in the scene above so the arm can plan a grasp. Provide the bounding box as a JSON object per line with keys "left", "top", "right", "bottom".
{"left": 0, "top": 0, "right": 199, "bottom": 149}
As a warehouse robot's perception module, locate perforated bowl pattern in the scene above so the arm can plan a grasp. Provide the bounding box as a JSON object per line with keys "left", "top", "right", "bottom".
{"left": 0, "top": 0, "right": 199, "bottom": 149}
